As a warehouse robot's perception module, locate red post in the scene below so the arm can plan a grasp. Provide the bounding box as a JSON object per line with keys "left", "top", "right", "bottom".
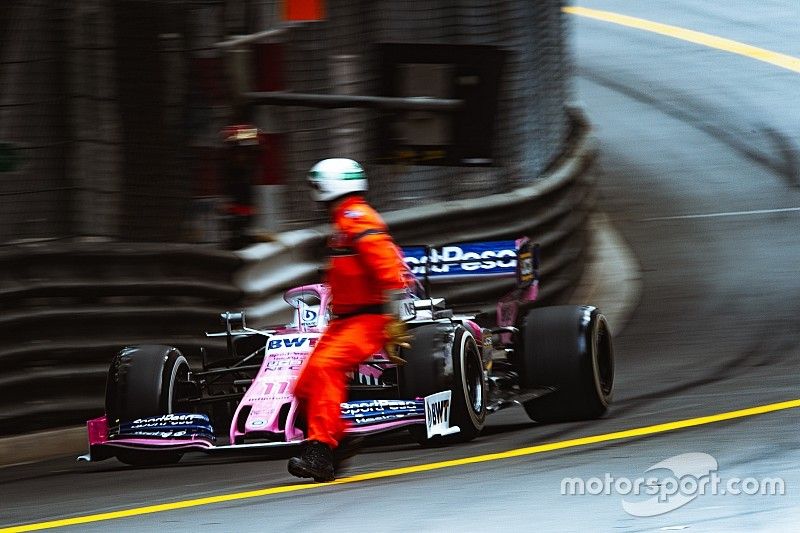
{"left": 283, "top": 0, "right": 325, "bottom": 21}
{"left": 251, "top": 40, "right": 288, "bottom": 233}
{"left": 254, "top": 42, "right": 286, "bottom": 187}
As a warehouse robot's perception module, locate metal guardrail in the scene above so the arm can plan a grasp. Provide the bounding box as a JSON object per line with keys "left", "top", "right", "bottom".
{"left": 0, "top": 110, "right": 596, "bottom": 436}
{"left": 215, "top": 27, "right": 290, "bottom": 49}
{"left": 0, "top": 243, "right": 243, "bottom": 434}
{"left": 244, "top": 91, "right": 463, "bottom": 111}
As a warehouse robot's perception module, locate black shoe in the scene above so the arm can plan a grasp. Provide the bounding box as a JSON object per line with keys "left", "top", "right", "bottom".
{"left": 333, "top": 436, "right": 364, "bottom": 473}
{"left": 288, "top": 440, "right": 335, "bottom": 482}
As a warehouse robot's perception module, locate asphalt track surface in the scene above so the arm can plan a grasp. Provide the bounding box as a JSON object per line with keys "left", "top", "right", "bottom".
{"left": 3, "top": 2, "right": 800, "bottom": 531}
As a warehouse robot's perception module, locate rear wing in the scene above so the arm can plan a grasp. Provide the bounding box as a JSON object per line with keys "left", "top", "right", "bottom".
{"left": 401, "top": 237, "right": 539, "bottom": 293}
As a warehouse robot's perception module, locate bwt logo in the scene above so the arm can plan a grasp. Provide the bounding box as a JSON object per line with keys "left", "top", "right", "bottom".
{"left": 427, "top": 399, "right": 450, "bottom": 427}
{"left": 267, "top": 337, "right": 317, "bottom": 350}
{"left": 404, "top": 246, "right": 516, "bottom": 274}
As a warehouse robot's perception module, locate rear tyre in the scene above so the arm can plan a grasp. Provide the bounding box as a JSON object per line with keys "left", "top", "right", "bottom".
{"left": 520, "top": 306, "right": 614, "bottom": 423}
{"left": 105, "top": 345, "right": 191, "bottom": 465}
{"left": 398, "top": 324, "right": 487, "bottom": 446}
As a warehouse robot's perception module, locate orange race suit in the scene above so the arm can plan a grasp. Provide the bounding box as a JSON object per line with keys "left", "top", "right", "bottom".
{"left": 293, "top": 194, "right": 408, "bottom": 448}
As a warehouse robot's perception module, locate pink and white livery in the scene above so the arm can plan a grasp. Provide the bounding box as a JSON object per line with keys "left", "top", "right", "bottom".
{"left": 81, "top": 238, "right": 614, "bottom": 466}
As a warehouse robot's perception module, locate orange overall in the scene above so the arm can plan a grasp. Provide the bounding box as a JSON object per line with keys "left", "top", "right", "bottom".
{"left": 293, "top": 195, "right": 407, "bottom": 448}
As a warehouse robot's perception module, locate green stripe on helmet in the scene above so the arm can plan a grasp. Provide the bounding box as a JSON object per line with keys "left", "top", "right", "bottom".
{"left": 341, "top": 171, "right": 365, "bottom": 180}
{"left": 309, "top": 170, "right": 364, "bottom": 180}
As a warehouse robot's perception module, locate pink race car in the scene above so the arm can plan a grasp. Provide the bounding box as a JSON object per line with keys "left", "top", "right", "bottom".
{"left": 80, "top": 238, "right": 614, "bottom": 466}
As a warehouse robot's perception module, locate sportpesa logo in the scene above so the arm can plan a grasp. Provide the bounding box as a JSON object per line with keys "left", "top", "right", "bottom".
{"left": 402, "top": 242, "right": 517, "bottom": 276}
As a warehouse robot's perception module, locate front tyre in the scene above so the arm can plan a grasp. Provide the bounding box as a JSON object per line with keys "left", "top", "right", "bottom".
{"left": 399, "top": 324, "right": 487, "bottom": 446}
{"left": 520, "top": 306, "right": 614, "bottom": 423}
{"left": 105, "top": 345, "right": 191, "bottom": 465}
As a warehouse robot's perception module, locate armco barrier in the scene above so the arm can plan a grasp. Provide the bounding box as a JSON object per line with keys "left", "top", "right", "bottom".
{"left": 0, "top": 110, "right": 596, "bottom": 437}
{"left": 0, "top": 244, "right": 243, "bottom": 435}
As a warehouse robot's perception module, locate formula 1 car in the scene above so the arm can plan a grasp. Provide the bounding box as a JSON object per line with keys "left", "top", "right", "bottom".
{"left": 80, "top": 238, "right": 614, "bottom": 466}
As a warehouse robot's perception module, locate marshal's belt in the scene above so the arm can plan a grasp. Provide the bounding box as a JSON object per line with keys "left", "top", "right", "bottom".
{"left": 334, "top": 304, "right": 384, "bottom": 320}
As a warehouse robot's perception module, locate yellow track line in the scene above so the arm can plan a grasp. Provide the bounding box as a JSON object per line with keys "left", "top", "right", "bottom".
{"left": 4, "top": 397, "right": 800, "bottom": 532}
{"left": 563, "top": 6, "right": 800, "bottom": 74}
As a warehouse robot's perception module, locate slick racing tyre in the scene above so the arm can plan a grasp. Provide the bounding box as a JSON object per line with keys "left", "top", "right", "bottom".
{"left": 398, "top": 324, "right": 487, "bottom": 446}
{"left": 105, "top": 345, "right": 191, "bottom": 466}
{"left": 520, "top": 306, "right": 614, "bottom": 423}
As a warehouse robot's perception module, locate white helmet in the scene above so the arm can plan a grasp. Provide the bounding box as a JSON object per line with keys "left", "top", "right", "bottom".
{"left": 307, "top": 158, "right": 367, "bottom": 202}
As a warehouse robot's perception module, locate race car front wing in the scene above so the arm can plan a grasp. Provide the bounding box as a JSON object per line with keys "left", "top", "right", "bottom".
{"left": 79, "top": 391, "right": 458, "bottom": 462}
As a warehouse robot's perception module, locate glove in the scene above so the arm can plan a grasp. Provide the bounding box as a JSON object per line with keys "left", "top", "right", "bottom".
{"left": 384, "top": 317, "right": 412, "bottom": 365}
